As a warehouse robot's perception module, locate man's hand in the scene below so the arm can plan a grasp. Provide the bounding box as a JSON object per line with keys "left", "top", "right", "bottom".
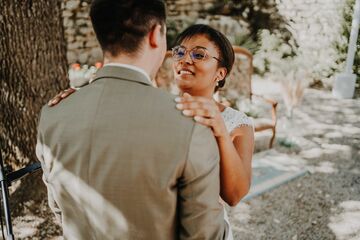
{"left": 47, "top": 88, "right": 76, "bottom": 106}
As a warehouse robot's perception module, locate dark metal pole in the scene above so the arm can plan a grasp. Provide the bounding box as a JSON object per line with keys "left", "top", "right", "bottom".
{"left": 0, "top": 153, "right": 14, "bottom": 240}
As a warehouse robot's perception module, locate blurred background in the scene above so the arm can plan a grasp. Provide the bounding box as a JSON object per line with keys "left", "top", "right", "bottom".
{"left": 1, "top": 0, "right": 359, "bottom": 239}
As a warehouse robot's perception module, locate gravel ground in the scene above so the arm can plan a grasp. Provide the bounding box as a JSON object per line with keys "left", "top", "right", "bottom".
{"left": 6, "top": 88, "right": 360, "bottom": 239}
{"left": 229, "top": 88, "right": 360, "bottom": 240}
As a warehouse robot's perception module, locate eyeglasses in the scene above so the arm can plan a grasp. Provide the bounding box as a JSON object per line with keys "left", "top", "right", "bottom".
{"left": 171, "top": 45, "right": 221, "bottom": 63}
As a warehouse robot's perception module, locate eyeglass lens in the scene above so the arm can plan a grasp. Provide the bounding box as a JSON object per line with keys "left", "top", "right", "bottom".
{"left": 172, "top": 46, "right": 207, "bottom": 62}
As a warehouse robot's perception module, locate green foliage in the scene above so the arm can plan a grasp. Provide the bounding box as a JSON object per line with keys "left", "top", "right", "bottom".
{"left": 277, "top": 137, "right": 297, "bottom": 149}
{"left": 253, "top": 29, "right": 297, "bottom": 76}
{"left": 208, "top": 0, "right": 294, "bottom": 45}
{"left": 207, "top": 0, "right": 297, "bottom": 75}
{"left": 165, "top": 0, "right": 295, "bottom": 53}
{"left": 165, "top": 18, "right": 195, "bottom": 49}
{"left": 165, "top": 20, "right": 178, "bottom": 49}
{"left": 233, "top": 33, "right": 258, "bottom": 53}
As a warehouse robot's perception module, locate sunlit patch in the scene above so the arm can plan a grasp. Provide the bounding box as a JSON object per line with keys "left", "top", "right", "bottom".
{"left": 324, "top": 131, "right": 343, "bottom": 139}
{"left": 304, "top": 121, "right": 360, "bottom": 138}
{"left": 328, "top": 201, "right": 360, "bottom": 240}
{"left": 230, "top": 202, "right": 251, "bottom": 224}
{"left": 300, "top": 144, "right": 352, "bottom": 161}
{"left": 229, "top": 202, "right": 251, "bottom": 234}
{"left": 13, "top": 215, "right": 44, "bottom": 239}
{"left": 307, "top": 161, "right": 337, "bottom": 174}
{"left": 300, "top": 147, "right": 324, "bottom": 159}
{"left": 37, "top": 144, "right": 129, "bottom": 239}
{"left": 252, "top": 149, "right": 307, "bottom": 172}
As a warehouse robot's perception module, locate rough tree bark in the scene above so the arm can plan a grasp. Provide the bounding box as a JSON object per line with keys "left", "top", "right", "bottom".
{"left": 0, "top": 0, "right": 68, "bottom": 220}
{"left": 0, "top": 1, "right": 68, "bottom": 167}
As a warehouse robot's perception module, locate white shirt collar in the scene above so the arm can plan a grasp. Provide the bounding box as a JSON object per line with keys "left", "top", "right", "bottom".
{"left": 104, "top": 63, "right": 152, "bottom": 85}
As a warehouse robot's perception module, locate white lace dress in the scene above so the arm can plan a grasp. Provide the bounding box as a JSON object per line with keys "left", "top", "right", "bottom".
{"left": 221, "top": 107, "right": 253, "bottom": 132}
{"left": 220, "top": 107, "right": 253, "bottom": 240}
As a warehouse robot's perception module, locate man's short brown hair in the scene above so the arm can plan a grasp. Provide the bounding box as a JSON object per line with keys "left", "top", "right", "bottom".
{"left": 90, "top": 0, "right": 166, "bottom": 56}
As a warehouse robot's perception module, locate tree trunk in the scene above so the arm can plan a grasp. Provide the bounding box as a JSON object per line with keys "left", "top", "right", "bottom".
{"left": 0, "top": 1, "right": 68, "bottom": 231}
{"left": 0, "top": 0, "right": 68, "bottom": 168}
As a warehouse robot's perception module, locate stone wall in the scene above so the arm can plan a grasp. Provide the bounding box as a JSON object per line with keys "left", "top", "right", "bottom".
{"left": 62, "top": 0, "right": 347, "bottom": 84}
{"left": 276, "top": 0, "right": 345, "bottom": 82}
{"left": 62, "top": 0, "right": 101, "bottom": 64}
{"left": 62, "top": 0, "right": 223, "bottom": 65}
{"left": 166, "top": 0, "right": 216, "bottom": 18}
{"left": 61, "top": 0, "right": 219, "bottom": 64}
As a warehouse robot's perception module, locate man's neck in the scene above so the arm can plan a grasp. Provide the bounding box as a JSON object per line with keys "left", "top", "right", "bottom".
{"left": 103, "top": 54, "right": 153, "bottom": 79}
{"left": 103, "top": 54, "right": 160, "bottom": 86}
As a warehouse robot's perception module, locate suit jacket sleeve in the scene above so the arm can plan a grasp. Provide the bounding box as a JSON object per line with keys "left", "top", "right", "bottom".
{"left": 179, "top": 124, "right": 227, "bottom": 239}
{"left": 36, "top": 121, "right": 62, "bottom": 223}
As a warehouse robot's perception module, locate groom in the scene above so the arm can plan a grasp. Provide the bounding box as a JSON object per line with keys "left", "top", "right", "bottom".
{"left": 36, "top": 0, "right": 228, "bottom": 239}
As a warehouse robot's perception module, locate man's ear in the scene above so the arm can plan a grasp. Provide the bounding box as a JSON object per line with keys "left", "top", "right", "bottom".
{"left": 149, "top": 24, "right": 163, "bottom": 48}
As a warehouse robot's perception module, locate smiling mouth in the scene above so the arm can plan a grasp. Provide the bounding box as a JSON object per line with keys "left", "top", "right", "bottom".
{"left": 178, "top": 70, "right": 194, "bottom": 75}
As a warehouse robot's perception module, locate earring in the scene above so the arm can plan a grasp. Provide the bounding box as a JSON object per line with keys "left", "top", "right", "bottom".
{"left": 216, "top": 81, "right": 220, "bottom": 86}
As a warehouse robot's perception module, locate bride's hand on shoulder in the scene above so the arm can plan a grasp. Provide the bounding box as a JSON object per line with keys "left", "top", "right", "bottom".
{"left": 47, "top": 87, "right": 76, "bottom": 107}
{"left": 175, "top": 93, "right": 228, "bottom": 139}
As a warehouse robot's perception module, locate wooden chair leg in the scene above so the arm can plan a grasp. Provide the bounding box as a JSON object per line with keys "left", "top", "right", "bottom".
{"left": 269, "top": 127, "right": 276, "bottom": 148}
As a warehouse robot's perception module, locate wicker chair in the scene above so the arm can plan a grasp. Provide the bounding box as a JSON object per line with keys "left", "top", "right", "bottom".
{"left": 154, "top": 46, "right": 278, "bottom": 148}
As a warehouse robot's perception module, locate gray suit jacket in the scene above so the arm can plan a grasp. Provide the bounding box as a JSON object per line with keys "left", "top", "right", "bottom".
{"left": 36, "top": 66, "right": 227, "bottom": 239}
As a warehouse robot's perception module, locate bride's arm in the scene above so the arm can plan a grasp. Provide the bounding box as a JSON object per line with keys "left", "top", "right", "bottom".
{"left": 175, "top": 94, "right": 254, "bottom": 206}
{"left": 217, "top": 126, "right": 253, "bottom": 206}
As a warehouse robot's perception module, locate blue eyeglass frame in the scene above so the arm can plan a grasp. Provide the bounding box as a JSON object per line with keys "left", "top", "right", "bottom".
{"left": 171, "top": 45, "right": 221, "bottom": 62}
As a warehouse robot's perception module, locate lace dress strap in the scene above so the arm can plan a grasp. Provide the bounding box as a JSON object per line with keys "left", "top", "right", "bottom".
{"left": 221, "top": 107, "right": 253, "bottom": 133}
